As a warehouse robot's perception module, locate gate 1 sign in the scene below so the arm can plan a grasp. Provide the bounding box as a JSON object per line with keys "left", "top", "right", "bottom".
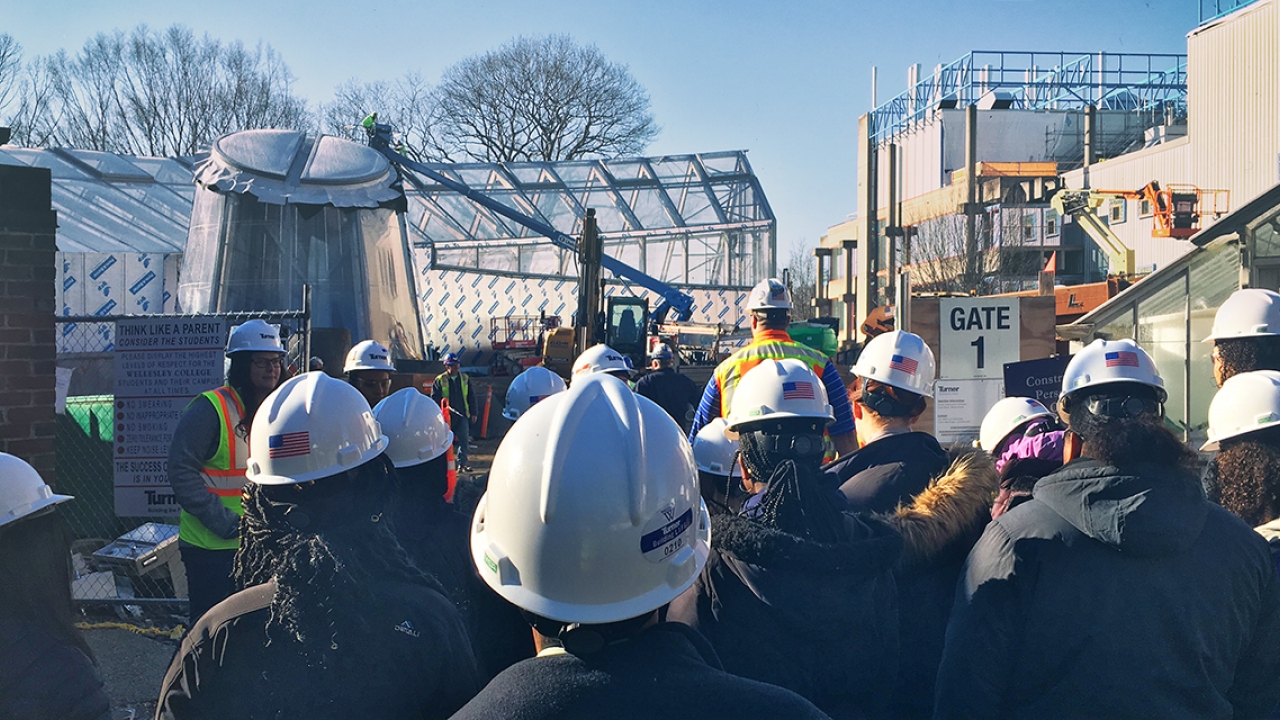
{"left": 939, "top": 298, "right": 1021, "bottom": 379}
{"left": 113, "top": 317, "right": 227, "bottom": 517}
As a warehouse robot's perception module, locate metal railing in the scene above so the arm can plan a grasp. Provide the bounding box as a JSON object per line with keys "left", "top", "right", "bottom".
{"left": 55, "top": 310, "right": 309, "bottom": 606}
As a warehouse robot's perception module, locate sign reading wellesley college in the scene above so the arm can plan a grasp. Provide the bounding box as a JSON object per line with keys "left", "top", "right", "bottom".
{"left": 113, "top": 318, "right": 226, "bottom": 517}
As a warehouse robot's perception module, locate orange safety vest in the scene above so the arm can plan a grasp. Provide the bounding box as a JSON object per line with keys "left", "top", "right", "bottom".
{"left": 178, "top": 386, "right": 248, "bottom": 551}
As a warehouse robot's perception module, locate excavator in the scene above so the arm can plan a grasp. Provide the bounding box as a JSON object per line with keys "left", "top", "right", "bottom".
{"left": 1050, "top": 182, "right": 1229, "bottom": 276}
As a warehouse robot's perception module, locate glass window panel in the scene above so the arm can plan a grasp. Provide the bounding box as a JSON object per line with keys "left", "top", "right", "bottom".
{"left": 1253, "top": 207, "right": 1280, "bottom": 258}
{"left": 1137, "top": 272, "right": 1187, "bottom": 434}
{"left": 1187, "top": 240, "right": 1241, "bottom": 444}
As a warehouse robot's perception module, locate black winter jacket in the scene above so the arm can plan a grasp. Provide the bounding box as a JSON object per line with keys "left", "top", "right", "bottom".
{"left": 668, "top": 512, "right": 901, "bottom": 719}
{"left": 156, "top": 579, "right": 482, "bottom": 720}
{"left": 875, "top": 453, "right": 998, "bottom": 720}
{"left": 634, "top": 367, "right": 701, "bottom": 428}
{"left": 824, "top": 431, "right": 949, "bottom": 513}
{"left": 449, "top": 622, "right": 832, "bottom": 720}
{"left": 0, "top": 621, "right": 110, "bottom": 720}
{"left": 935, "top": 458, "right": 1280, "bottom": 720}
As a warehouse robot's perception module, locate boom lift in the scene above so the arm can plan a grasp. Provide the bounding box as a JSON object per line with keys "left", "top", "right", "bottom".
{"left": 1050, "top": 182, "right": 1229, "bottom": 276}
{"left": 362, "top": 117, "right": 697, "bottom": 328}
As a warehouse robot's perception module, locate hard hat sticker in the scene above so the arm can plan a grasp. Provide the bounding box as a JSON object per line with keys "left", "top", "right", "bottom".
{"left": 640, "top": 505, "right": 693, "bottom": 563}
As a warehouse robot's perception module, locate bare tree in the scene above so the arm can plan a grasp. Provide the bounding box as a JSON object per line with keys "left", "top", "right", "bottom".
{"left": 322, "top": 73, "right": 437, "bottom": 160}
{"left": 429, "top": 35, "right": 658, "bottom": 162}
{"left": 786, "top": 241, "right": 817, "bottom": 322}
{"left": 0, "top": 34, "right": 22, "bottom": 124}
{"left": 906, "top": 205, "right": 1050, "bottom": 295}
{"left": 9, "top": 24, "right": 309, "bottom": 155}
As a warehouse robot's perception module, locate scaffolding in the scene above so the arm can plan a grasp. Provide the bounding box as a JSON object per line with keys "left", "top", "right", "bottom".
{"left": 870, "top": 51, "right": 1188, "bottom": 144}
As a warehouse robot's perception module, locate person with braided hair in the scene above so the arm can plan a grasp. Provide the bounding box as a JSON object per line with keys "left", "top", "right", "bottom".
{"left": 157, "top": 373, "right": 481, "bottom": 720}
{"left": 669, "top": 359, "right": 902, "bottom": 720}
{"left": 936, "top": 339, "right": 1280, "bottom": 720}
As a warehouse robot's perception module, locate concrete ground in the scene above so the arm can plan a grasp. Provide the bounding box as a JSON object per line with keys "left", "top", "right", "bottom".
{"left": 82, "top": 618, "right": 180, "bottom": 720}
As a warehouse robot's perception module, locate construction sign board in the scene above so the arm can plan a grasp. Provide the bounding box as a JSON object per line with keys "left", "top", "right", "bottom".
{"left": 939, "top": 298, "right": 1022, "bottom": 379}
{"left": 113, "top": 317, "right": 226, "bottom": 517}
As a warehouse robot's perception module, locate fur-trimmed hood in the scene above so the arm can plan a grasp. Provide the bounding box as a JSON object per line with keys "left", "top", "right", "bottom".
{"left": 879, "top": 451, "right": 998, "bottom": 567}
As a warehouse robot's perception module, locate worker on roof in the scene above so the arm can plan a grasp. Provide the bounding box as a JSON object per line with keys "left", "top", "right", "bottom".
{"left": 688, "top": 278, "right": 856, "bottom": 459}
{"left": 168, "top": 319, "right": 285, "bottom": 624}
{"left": 157, "top": 373, "right": 481, "bottom": 720}
{"left": 432, "top": 353, "right": 477, "bottom": 472}
{"left": 936, "top": 338, "right": 1280, "bottom": 719}
{"left": 452, "top": 373, "right": 830, "bottom": 720}
{"left": 344, "top": 340, "right": 395, "bottom": 408}
{"left": 634, "top": 343, "right": 701, "bottom": 431}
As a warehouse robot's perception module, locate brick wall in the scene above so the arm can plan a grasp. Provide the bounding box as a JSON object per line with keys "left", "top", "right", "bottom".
{"left": 0, "top": 164, "right": 58, "bottom": 484}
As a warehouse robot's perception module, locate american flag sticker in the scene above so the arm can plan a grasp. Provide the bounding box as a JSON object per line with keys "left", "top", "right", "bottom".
{"left": 782, "top": 381, "right": 814, "bottom": 400}
{"left": 1104, "top": 351, "right": 1139, "bottom": 368}
{"left": 268, "top": 431, "right": 310, "bottom": 459}
{"left": 889, "top": 354, "right": 918, "bottom": 375}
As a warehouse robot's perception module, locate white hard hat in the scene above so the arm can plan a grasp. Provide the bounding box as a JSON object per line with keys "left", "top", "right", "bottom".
{"left": 344, "top": 340, "right": 396, "bottom": 373}
{"left": 692, "top": 418, "right": 743, "bottom": 478}
{"left": 746, "top": 278, "right": 793, "bottom": 312}
{"left": 725, "top": 358, "right": 834, "bottom": 432}
{"left": 979, "top": 396, "right": 1055, "bottom": 452}
{"left": 852, "top": 330, "right": 936, "bottom": 397}
{"left": 1060, "top": 338, "right": 1165, "bottom": 402}
{"left": 372, "top": 388, "right": 454, "bottom": 468}
{"left": 503, "top": 366, "right": 567, "bottom": 421}
{"left": 571, "top": 344, "right": 633, "bottom": 380}
{"left": 1202, "top": 370, "right": 1280, "bottom": 451}
{"left": 246, "top": 372, "right": 389, "bottom": 485}
{"left": 1204, "top": 289, "right": 1280, "bottom": 343}
{"left": 227, "top": 319, "right": 285, "bottom": 355}
{"left": 471, "top": 374, "right": 711, "bottom": 624}
{"left": 0, "top": 453, "right": 72, "bottom": 529}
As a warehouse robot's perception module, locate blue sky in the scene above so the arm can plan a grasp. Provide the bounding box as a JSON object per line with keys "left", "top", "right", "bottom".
{"left": 8, "top": 0, "right": 1198, "bottom": 258}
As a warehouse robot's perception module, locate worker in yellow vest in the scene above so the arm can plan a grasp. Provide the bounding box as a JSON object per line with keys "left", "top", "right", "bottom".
{"left": 167, "top": 319, "right": 285, "bottom": 623}
{"left": 432, "top": 353, "right": 477, "bottom": 471}
{"left": 689, "top": 278, "right": 857, "bottom": 458}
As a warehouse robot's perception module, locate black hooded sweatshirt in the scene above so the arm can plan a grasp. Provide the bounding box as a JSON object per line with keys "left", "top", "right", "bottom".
{"left": 450, "top": 622, "right": 832, "bottom": 720}
{"left": 824, "top": 431, "right": 950, "bottom": 513}
{"left": 668, "top": 512, "right": 902, "bottom": 720}
{"left": 935, "top": 458, "right": 1280, "bottom": 720}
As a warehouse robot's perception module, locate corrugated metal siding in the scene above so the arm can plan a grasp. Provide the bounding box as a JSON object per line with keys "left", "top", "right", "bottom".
{"left": 1189, "top": 0, "right": 1279, "bottom": 205}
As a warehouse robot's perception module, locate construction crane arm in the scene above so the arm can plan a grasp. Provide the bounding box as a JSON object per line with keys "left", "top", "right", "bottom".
{"left": 365, "top": 119, "right": 696, "bottom": 323}
{"left": 1050, "top": 190, "right": 1135, "bottom": 276}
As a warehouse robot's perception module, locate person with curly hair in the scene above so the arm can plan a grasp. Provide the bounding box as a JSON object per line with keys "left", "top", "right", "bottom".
{"left": 937, "top": 340, "right": 1280, "bottom": 720}
{"left": 157, "top": 373, "right": 480, "bottom": 720}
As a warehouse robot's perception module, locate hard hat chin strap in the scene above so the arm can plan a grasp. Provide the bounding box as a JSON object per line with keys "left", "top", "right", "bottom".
{"left": 860, "top": 383, "right": 913, "bottom": 418}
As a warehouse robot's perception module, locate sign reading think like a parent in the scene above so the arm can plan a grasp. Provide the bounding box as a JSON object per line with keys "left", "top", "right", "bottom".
{"left": 939, "top": 298, "right": 1022, "bottom": 379}
{"left": 113, "top": 318, "right": 226, "bottom": 517}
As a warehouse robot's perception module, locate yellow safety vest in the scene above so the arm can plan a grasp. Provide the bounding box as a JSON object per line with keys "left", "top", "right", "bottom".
{"left": 435, "top": 372, "right": 471, "bottom": 410}
{"left": 178, "top": 386, "right": 248, "bottom": 551}
{"left": 715, "top": 329, "right": 830, "bottom": 417}
{"left": 714, "top": 329, "right": 838, "bottom": 461}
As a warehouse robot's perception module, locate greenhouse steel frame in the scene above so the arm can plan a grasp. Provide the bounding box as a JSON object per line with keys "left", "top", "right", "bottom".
{"left": 400, "top": 150, "right": 775, "bottom": 289}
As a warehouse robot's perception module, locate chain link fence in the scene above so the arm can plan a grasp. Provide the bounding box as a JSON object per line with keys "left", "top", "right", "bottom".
{"left": 55, "top": 311, "right": 309, "bottom": 607}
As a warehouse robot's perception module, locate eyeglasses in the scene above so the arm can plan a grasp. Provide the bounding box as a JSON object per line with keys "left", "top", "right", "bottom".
{"left": 250, "top": 357, "right": 284, "bottom": 370}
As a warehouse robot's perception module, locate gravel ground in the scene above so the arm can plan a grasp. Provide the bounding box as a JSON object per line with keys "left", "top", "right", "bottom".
{"left": 82, "top": 619, "right": 180, "bottom": 720}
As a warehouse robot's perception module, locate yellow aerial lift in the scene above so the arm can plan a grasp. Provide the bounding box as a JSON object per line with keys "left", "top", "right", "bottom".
{"left": 1050, "top": 182, "right": 1229, "bottom": 276}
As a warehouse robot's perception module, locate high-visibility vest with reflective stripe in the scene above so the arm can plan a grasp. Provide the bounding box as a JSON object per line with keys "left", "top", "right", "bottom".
{"left": 715, "top": 333, "right": 830, "bottom": 417}
{"left": 178, "top": 386, "right": 247, "bottom": 551}
{"left": 435, "top": 372, "right": 471, "bottom": 410}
